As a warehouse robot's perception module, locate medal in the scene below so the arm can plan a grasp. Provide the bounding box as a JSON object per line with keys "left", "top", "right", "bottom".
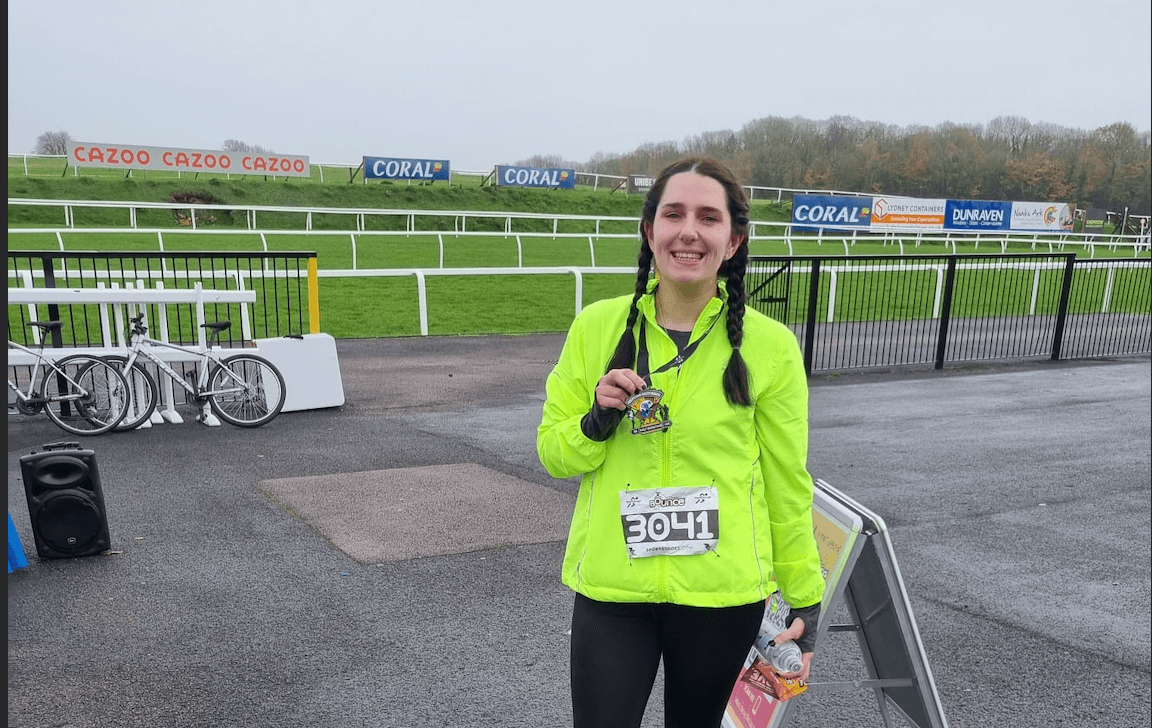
{"left": 630, "top": 302, "right": 723, "bottom": 436}
{"left": 625, "top": 388, "right": 672, "bottom": 435}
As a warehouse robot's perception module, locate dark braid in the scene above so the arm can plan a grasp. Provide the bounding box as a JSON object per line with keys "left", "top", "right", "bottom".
{"left": 605, "top": 243, "right": 653, "bottom": 373}
{"left": 721, "top": 244, "right": 751, "bottom": 406}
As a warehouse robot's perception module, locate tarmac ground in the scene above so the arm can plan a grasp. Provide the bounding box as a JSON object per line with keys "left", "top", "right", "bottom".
{"left": 7, "top": 335, "right": 1151, "bottom": 728}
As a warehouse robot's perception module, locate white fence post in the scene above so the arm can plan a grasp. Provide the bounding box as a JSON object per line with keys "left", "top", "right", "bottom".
{"left": 569, "top": 268, "right": 583, "bottom": 315}
{"left": 414, "top": 272, "right": 428, "bottom": 336}
{"left": 827, "top": 270, "right": 838, "bottom": 322}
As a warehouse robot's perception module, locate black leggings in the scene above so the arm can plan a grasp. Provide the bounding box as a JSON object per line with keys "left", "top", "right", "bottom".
{"left": 570, "top": 593, "right": 764, "bottom": 728}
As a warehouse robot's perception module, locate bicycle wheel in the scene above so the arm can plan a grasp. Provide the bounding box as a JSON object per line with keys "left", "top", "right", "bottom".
{"left": 206, "top": 354, "right": 286, "bottom": 427}
{"left": 103, "top": 355, "right": 159, "bottom": 431}
{"left": 41, "top": 356, "right": 130, "bottom": 435}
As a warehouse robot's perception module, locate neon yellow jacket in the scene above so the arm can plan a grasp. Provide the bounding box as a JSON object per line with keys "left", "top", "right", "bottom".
{"left": 537, "top": 286, "right": 824, "bottom": 609}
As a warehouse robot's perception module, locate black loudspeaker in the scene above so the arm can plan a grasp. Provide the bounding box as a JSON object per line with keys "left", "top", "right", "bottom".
{"left": 20, "top": 443, "right": 111, "bottom": 559}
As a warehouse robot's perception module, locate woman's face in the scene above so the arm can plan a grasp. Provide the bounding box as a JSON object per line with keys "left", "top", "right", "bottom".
{"left": 643, "top": 172, "right": 743, "bottom": 286}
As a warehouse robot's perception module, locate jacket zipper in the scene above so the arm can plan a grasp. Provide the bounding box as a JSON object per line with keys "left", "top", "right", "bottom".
{"left": 657, "top": 323, "right": 683, "bottom": 603}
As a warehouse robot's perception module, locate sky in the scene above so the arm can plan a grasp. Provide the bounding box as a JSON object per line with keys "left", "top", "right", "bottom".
{"left": 8, "top": 0, "right": 1151, "bottom": 171}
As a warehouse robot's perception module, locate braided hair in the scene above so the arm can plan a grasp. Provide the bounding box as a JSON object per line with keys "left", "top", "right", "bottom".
{"left": 605, "top": 156, "right": 752, "bottom": 406}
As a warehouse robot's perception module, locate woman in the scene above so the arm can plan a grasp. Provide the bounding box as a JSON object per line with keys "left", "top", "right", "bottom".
{"left": 537, "top": 156, "right": 823, "bottom": 728}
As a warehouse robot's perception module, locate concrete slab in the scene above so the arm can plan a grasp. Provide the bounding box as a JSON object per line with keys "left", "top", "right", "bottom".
{"left": 260, "top": 463, "right": 574, "bottom": 563}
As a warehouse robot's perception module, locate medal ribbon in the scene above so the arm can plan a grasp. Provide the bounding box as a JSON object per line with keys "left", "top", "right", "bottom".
{"left": 636, "top": 310, "right": 723, "bottom": 385}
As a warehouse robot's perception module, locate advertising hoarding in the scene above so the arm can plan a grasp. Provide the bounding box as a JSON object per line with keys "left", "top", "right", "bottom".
{"left": 495, "top": 165, "right": 575, "bottom": 189}
{"left": 363, "top": 156, "right": 450, "bottom": 181}
{"left": 871, "top": 197, "right": 946, "bottom": 230}
{"left": 1082, "top": 208, "right": 1107, "bottom": 234}
{"left": 944, "top": 200, "right": 1011, "bottom": 231}
{"left": 790, "top": 194, "right": 1077, "bottom": 235}
{"left": 66, "top": 141, "right": 310, "bottom": 177}
{"left": 791, "top": 195, "right": 873, "bottom": 229}
{"left": 628, "top": 175, "right": 655, "bottom": 195}
{"left": 1009, "top": 201, "right": 1075, "bottom": 232}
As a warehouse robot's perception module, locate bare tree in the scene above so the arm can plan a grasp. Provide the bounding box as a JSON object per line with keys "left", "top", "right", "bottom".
{"left": 34, "top": 130, "right": 73, "bottom": 155}
{"left": 583, "top": 114, "right": 1149, "bottom": 213}
{"left": 222, "top": 139, "right": 275, "bottom": 154}
{"left": 514, "top": 154, "right": 582, "bottom": 170}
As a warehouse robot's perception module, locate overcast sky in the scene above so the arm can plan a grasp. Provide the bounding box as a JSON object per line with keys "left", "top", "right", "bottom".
{"left": 8, "top": 0, "right": 1151, "bottom": 171}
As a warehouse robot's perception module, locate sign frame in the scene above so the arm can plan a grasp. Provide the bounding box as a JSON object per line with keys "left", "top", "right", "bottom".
{"left": 724, "top": 479, "right": 949, "bottom": 728}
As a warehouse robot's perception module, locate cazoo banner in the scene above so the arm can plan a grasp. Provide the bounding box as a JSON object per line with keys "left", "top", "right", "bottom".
{"left": 66, "top": 141, "right": 310, "bottom": 177}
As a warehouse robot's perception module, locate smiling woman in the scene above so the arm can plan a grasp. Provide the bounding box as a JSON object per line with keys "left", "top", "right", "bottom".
{"left": 537, "top": 156, "right": 824, "bottom": 728}
{"left": 644, "top": 171, "right": 743, "bottom": 327}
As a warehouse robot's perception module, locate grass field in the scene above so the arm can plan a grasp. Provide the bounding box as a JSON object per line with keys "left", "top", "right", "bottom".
{"left": 8, "top": 166, "right": 1149, "bottom": 339}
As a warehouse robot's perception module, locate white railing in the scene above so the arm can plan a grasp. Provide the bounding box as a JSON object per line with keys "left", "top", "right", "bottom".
{"left": 8, "top": 197, "right": 643, "bottom": 234}
{"left": 745, "top": 184, "right": 872, "bottom": 201}
{"left": 8, "top": 227, "right": 640, "bottom": 270}
{"left": 774, "top": 225, "right": 1150, "bottom": 258}
{"left": 8, "top": 283, "right": 257, "bottom": 355}
{"left": 11, "top": 197, "right": 1150, "bottom": 255}
{"left": 5, "top": 263, "right": 630, "bottom": 340}
{"left": 9, "top": 216, "right": 1151, "bottom": 260}
{"left": 320, "top": 266, "right": 633, "bottom": 336}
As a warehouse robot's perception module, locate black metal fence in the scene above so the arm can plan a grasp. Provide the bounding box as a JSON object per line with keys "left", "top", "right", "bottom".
{"left": 10, "top": 250, "right": 1149, "bottom": 376}
{"left": 7, "top": 251, "right": 316, "bottom": 349}
{"left": 746, "top": 253, "right": 1151, "bottom": 373}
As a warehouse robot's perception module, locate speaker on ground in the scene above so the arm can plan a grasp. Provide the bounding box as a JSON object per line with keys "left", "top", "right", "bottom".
{"left": 19, "top": 443, "right": 111, "bottom": 559}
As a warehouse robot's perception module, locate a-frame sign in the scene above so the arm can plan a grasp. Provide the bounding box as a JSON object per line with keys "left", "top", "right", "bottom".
{"left": 725, "top": 479, "right": 949, "bottom": 728}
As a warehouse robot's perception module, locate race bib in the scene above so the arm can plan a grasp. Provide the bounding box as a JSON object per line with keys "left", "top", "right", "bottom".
{"left": 619, "top": 486, "right": 719, "bottom": 557}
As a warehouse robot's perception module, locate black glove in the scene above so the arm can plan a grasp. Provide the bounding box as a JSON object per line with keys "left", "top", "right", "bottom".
{"left": 787, "top": 602, "right": 821, "bottom": 654}
{"left": 580, "top": 403, "right": 624, "bottom": 442}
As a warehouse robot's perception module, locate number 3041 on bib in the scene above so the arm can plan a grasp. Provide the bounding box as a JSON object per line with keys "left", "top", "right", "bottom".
{"left": 619, "top": 486, "right": 719, "bottom": 557}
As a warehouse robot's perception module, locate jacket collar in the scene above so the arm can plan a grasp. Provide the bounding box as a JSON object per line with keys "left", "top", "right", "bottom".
{"left": 639, "top": 279, "right": 728, "bottom": 336}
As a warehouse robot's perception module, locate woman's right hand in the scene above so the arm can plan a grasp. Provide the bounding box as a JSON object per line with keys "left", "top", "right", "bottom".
{"left": 595, "top": 368, "right": 647, "bottom": 410}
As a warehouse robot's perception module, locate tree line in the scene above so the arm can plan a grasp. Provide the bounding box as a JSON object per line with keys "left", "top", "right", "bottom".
{"left": 538, "top": 115, "right": 1150, "bottom": 216}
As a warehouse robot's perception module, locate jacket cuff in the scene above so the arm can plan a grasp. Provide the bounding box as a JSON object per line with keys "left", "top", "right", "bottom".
{"left": 580, "top": 403, "right": 624, "bottom": 442}
{"left": 786, "top": 602, "right": 821, "bottom": 654}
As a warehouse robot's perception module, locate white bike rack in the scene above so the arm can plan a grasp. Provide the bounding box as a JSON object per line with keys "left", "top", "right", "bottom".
{"left": 8, "top": 283, "right": 257, "bottom": 428}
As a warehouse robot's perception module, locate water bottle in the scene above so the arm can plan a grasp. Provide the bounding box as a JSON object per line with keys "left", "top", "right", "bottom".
{"left": 756, "top": 592, "right": 803, "bottom": 674}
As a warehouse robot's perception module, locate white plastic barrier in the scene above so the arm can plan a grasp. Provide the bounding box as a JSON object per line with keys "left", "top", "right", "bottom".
{"left": 252, "top": 334, "right": 345, "bottom": 412}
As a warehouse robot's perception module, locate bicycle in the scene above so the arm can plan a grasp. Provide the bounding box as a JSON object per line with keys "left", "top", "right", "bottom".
{"left": 110, "top": 314, "right": 286, "bottom": 429}
{"left": 7, "top": 321, "right": 130, "bottom": 435}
